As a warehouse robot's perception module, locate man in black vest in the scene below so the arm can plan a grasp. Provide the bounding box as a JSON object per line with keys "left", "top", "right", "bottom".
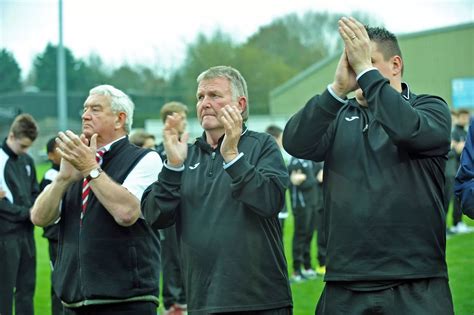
{"left": 31, "top": 85, "right": 163, "bottom": 314}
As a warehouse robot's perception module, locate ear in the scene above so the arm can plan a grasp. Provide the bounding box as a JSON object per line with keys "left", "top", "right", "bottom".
{"left": 392, "top": 55, "right": 403, "bottom": 77}
{"left": 237, "top": 96, "right": 247, "bottom": 115}
{"left": 115, "top": 112, "right": 127, "bottom": 130}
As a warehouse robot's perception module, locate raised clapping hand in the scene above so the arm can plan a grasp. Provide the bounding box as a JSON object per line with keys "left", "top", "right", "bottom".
{"left": 219, "top": 104, "right": 242, "bottom": 163}
{"left": 163, "top": 113, "right": 189, "bottom": 167}
{"left": 55, "top": 130, "right": 98, "bottom": 181}
{"left": 331, "top": 17, "right": 372, "bottom": 98}
{"left": 338, "top": 17, "right": 372, "bottom": 76}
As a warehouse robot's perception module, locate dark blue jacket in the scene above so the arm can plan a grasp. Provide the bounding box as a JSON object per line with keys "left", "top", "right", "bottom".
{"left": 454, "top": 122, "right": 474, "bottom": 219}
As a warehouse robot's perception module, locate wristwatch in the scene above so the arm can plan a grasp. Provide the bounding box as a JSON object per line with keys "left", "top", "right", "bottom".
{"left": 86, "top": 167, "right": 102, "bottom": 181}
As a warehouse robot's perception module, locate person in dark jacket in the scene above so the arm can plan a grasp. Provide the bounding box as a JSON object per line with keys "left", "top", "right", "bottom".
{"left": 154, "top": 101, "right": 188, "bottom": 315}
{"left": 449, "top": 109, "right": 473, "bottom": 233}
{"left": 283, "top": 17, "right": 453, "bottom": 314}
{"left": 288, "top": 158, "right": 319, "bottom": 281}
{"left": 30, "top": 85, "right": 162, "bottom": 314}
{"left": 455, "top": 119, "right": 474, "bottom": 220}
{"left": 39, "top": 137, "right": 63, "bottom": 315}
{"left": 142, "top": 66, "right": 293, "bottom": 315}
{"left": 265, "top": 124, "right": 290, "bottom": 236}
{"left": 0, "top": 113, "right": 39, "bottom": 315}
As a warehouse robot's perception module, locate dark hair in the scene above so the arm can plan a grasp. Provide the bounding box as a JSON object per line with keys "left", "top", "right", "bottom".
{"left": 458, "top": 109, "right": 470, "bottom": 116}
{"left": 160, "top": 101, "right": 188, "bottom": 123}
{"left": 366, "top": 26, "right": 403, "bottom": 74}
{"left": 129, "top": 129, "right": 155, "bottom": 147}
{"left": 265, "top": 125, "right": 283, "bottom": 139}
{"left": 10, "top": 113, "right": 39, "bottom": 141}
{"left": 46, "top": 137, "right": 57, "bottom": 153}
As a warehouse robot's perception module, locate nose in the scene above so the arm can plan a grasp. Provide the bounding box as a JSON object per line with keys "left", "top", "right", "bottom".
{"left": 81, "top": 108, "right": 91, "bottom": 120}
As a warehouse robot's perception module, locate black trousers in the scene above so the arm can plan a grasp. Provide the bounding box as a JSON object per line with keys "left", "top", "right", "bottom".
{"left": 48, "top": 240, "right": 64, "bottom": 315}
{"left": 314, "top": 206, "right": 326, "bottom": 267}
{"left": 161, "top": 225, "right": 186, "bottom": 309}
{"left": 63, "top": 302, "right": 156, "bottom": 315}
{"left": 315, "top": 278, "right": 454, "bottom": 315}
{"left": 0, "top": 233, "right": 36, "bottom": 315}
{"left": 292, "top": 204, "right": 317, "bottom": 271}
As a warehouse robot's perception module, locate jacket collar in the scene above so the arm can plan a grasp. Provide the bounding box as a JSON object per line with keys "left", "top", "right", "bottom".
{"left": 2, "top": 138, "right": 18, "bottom": 159}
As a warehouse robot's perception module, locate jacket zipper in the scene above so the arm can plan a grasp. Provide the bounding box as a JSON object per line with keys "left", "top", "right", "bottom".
{"left": 208, "top": 151, "right": 216, "bottom": 177}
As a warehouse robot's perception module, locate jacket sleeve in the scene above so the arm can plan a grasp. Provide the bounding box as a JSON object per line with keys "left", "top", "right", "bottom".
{"left": 455, "top": 123, "right": 474, "bottom": 219}
{"left": 141, "top": 166, "right": 180, "bottom": 229}
{"left": 359, "top": 70, "right": 451, "bottom": 156}
{"left": 0, "top": 199, "right": 31, "bottom": 222}
{"left": 225, "top": 136, "right": 289, "bottom": 218}
{"left": 282, "top": 89, "right": 343, "bottom": 162}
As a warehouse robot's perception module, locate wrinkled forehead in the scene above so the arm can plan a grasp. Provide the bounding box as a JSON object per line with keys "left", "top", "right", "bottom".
{"left": 84, "top": 94, "right": 111, "bottom": 108}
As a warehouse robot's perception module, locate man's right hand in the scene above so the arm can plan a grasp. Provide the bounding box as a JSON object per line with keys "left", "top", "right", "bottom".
{"left": 163, "top": 113, "right": 189, "bottom": 167}
{"left": 331, "top": 49, "right": 358, "bottom": 99}
{"left": 56, "top": 155, "right": 82, "bottom": 184}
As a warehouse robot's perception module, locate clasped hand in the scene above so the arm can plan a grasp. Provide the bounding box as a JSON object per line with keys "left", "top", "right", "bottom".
{"left": 56, "top": 130, "right": 99, "bottom": 181}
{"left": 332, "top": 17, "right": 372, "bottom": 98}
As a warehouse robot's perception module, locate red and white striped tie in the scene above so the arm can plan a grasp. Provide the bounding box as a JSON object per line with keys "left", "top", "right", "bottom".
{"left": 80, "top": 148, "right": 106, "bottom": 226}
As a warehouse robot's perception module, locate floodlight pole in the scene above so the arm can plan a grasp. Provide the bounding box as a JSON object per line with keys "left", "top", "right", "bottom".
{"left": 57, "top": 0, "right": 68, "bottom": 131}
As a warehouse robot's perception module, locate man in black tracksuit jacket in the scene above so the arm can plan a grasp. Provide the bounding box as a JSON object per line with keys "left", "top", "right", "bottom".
{"left": 288, "top": 158, "right": 320, "bottom": 279}
{"left": 283, "top": 19, "right": 453, "bottom": 314}
{"left": 0, "top": 114, "right": 39, "bottom": 315}
{"left": 30, "top": 85, "right": 162, "bottom": 314}
{"left": 39, "top": 137, "right": 63, "bottom": 315}
{"left": 142, "top": 66, "right": 292, "bottom": 315}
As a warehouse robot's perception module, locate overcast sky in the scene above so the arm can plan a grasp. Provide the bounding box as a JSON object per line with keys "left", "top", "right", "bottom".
{"left": 1, "top": 0, "right": 473, "bottom": 78}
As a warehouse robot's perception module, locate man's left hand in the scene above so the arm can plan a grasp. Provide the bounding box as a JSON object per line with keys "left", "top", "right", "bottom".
{"left": 219, "top": 105, "right": 242, "bottom": 163}
{"left": 338, "top": 17, "right": 372, "bottom": 75}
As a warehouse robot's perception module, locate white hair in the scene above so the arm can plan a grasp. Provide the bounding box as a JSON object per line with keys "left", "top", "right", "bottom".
{"left": 197, "top": 66, "right": 249, "bottom": 122}
{"left": 89, "top": 84, "right": 134, "bottom": 133}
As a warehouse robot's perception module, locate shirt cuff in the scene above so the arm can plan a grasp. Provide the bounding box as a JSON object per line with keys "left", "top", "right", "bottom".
{"left": 327, "top": 84, "right": 348, "bottom": 105}
{"left": 223, "top": 152, "right": 244, "bottom": 169}
{"left": 356, "top": 67, "right": 378, "bottom": 81}
{"left": 164, "top": 161, "right": 185, "bottom": 172}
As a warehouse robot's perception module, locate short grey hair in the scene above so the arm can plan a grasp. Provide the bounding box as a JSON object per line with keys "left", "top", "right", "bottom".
{"left": 196, "top": 66, "right": 249, "bottom": 122}
{"left": 89, "top": 84, "right": 134, "bottom": 133}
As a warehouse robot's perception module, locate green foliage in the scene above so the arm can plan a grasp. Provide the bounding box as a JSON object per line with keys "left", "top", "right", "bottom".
{"left": 11, "top": 10, "right": 384, "bottom": 116}
{"left": 33, "top": 43, "right": 79, "bottom": 91}
{"left": 0, "top": 49, "right": 22, "bottom": 92}
{"left": 233, "top": 45, "right": 297, "bottom": 113}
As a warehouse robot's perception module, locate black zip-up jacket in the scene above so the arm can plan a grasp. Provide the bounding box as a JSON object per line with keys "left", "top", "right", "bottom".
{"left": 142, "top": 127, "right": 292, "bottom": 314}
{"left": 0, "top": 138, "right": 39, "bottom": 237}
{"left": 53, "top": 138, "right": 161, "bottom": 307}
{"left": 283, "top": 70, "right": 451, "bottom": 282}
{"left": 40, "top": 163, "right": 60, "bottom": 241}
{"left": 288, "top": 158, "right": 320, "bottom": 209}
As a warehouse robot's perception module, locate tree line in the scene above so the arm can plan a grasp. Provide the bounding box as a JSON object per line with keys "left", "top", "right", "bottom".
{"left": 0, "top": 11, "right": 380, "bottom": 115}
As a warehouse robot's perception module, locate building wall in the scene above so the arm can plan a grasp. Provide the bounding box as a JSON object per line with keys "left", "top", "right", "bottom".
{"left": 270, "top": 23, "right": 474, "bottom": 116}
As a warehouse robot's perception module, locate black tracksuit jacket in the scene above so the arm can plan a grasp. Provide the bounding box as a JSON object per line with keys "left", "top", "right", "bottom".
{"left": 283, "top": 70, "right": 451, "bottom": 282}
{"left": 0, "top": 139, "right": 39, "bottom": 237}
{"left": 142, "top": 127, "right": 293, "bottom": 314}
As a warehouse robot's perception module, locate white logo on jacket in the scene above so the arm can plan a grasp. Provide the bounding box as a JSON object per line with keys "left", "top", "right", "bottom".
{"left": 345, "top": 116, "right": 360, "bottom": 121}
{"left": 25, "top": 165, "right": 31, "bottom": 176}
{"left": 189, "top": 163, "right": 200, "bottom": 170}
